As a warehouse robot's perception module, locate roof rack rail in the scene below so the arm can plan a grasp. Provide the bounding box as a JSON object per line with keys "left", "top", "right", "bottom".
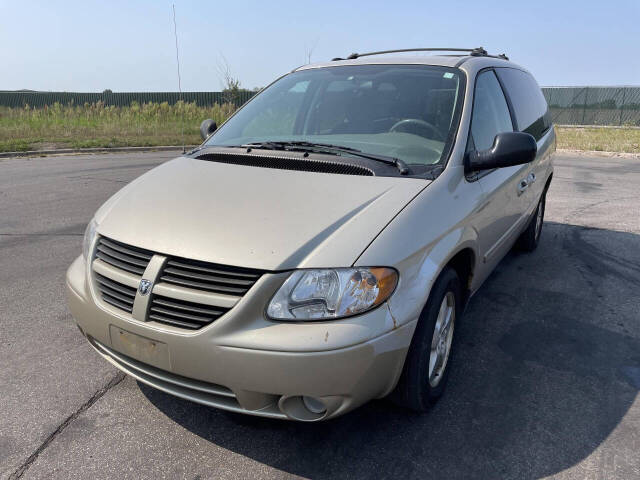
{"left": 331, "top": 47, "right": 509, "bottom": 61}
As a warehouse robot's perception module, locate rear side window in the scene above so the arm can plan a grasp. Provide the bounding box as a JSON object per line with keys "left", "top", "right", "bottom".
{"left": 495, "top": 68, "right": 551, "bottom": 140}
{"left": 470, "top": 70, "right": 514, "bottom": 151}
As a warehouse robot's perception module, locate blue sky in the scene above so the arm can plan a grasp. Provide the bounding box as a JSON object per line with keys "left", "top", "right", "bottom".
{"left": 1, "top": 0, "right": 638, "bottom": 92}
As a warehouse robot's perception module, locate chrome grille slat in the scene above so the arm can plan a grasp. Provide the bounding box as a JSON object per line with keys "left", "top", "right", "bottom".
{"left": 148, "top": 314, "right": 202, "bottom": 330}
{"left": 95, "top": 275, "right": 137, "bottom": 298}
{"left": 97, "top": 245, "right": 150, "bottom": 268}
{"left": 158, "top": 275, "right": 247, "bottom": 295}
{"left": 150, "top": 306, "right": 212, "bottom": 323}
{"left": 102, "top": 295, "right": 134, "bottom": 312}
{"left": 159, "top": 256, "right": 263, "bottom": 296}
{"left": 162, "top": 267, "right": 255, "bottom": 286}
{"left": 94, "top": 237, "right": 152, "bottom": 276}
{"left": 152, "top": 297, "right": 225, "bottom": 316}
{"left": 165, "top": 259, "right": 261, "bottom": 279}
{"left": 148, "top": 294, "right": 230, "bottom": 330}
{"left": 99, "top": 237, "right": 153, "bottom": 261}
{"left": 94, "top": 273, "right": 137, "bottom": 314}
{"left": 99, "top": 284, "right": 135, "bottom": 305}
{"left": 95, "top": 252, "right": 145, "bottom": 275}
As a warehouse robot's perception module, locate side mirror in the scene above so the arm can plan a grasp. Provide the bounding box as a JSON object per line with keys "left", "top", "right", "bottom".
{"left": 466, "top": 132, "right": 537, "bottom": 173}
{"left": 200, "top": 119, "right": 217, "bottom": 141}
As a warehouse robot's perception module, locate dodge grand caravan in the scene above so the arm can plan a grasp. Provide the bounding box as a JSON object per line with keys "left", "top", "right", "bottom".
{"left": 66, "top": 47, "right": 555, "bottom": 421}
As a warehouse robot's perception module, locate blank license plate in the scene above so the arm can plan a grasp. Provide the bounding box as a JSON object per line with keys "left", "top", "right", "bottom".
{"left": 109, "top": 326, "right": 171, "bottom": 370}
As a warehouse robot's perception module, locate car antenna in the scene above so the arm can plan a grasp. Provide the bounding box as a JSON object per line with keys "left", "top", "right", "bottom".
{"left": 172, "top": 4, "right": 186, "bottom": 154}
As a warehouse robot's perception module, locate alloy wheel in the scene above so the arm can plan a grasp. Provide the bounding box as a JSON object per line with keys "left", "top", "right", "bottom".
{"left": 428, "top": 291, "right": 456, "bottom": 387}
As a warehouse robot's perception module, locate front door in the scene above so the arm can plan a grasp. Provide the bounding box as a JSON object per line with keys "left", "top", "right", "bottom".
{"left": 468, "top": 70, "right": 529, "bottom": 280}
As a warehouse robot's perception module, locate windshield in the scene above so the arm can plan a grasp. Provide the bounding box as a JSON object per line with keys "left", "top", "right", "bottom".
{"left": 205, "top": 65, "right": 464, "bottom": 168}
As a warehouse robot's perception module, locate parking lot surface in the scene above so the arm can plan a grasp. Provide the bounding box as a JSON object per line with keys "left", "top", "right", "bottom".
{"left": 1, "top": 151, "right": 639, "bottom": 479}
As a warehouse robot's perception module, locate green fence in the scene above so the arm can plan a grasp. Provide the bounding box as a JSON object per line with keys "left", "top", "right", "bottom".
{"left": 0, "top": 90, "right": 255, "bottom": 108}
{"left": 2, "top": 87, "right": 640, "bottom": 127}
{"left": 542, "top": 87, "right": 640, "bottom": 126}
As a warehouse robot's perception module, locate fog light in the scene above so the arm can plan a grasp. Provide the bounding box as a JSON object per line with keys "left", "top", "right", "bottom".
{"left": 302, "top": 396, "right": 326, "bottom": 414}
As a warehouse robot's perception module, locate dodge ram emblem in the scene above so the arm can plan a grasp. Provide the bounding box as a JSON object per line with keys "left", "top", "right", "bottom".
{"left": 138, "top": 279, "right": 152, "bottom": 296}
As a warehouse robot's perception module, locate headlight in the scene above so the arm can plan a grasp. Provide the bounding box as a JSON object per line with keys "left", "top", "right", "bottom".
{"left": 267, "top": 267, "right": 398, "bottom": 320}
{"left": 82, "top": 218, "right": 98, "bottom": 260}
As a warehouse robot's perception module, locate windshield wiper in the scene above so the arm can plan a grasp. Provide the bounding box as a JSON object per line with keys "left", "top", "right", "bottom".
{"left": 241, "top": 141, "right": 411, "bottom": 175}
{"left": 187, "top": 145, "right": 207, "bottom": 155}
{"left": 243, "top": 140, "right": 361, "bottom": 151}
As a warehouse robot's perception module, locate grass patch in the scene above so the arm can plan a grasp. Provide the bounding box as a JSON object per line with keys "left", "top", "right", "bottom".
{"left": 0, "top": 138, "right": 32, "bottom": 152}
{"left": 2, "top": 103, "right": 639, "bottom": 155}
{"left": 0, "top": 101, "right": 236, "bottom": 152}
{"left": 555, "top": 126, "right": 640, "bottom": 154}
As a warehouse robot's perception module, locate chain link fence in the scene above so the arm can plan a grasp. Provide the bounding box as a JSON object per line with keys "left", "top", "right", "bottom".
{"left": 542, "top": 87, "right": 640, "bottom": 127}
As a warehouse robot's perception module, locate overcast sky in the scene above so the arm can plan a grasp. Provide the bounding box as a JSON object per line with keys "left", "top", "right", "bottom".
{"left": 1, "top": 0, "right": 638, "bottom": 92}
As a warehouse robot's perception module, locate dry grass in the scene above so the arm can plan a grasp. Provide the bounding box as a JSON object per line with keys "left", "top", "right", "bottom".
{"left": 0, "top": 101, "right": 236, "bottom": 152}
{"left": 555, "top": 126, "right": 640, "bottom": 154}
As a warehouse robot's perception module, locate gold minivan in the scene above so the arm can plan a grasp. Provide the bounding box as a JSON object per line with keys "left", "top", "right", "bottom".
{"left": 66, "top": 47, "right": 555, "bottom": 421}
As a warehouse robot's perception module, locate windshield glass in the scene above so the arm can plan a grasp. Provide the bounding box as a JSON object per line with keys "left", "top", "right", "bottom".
{"left": 205, "top": 65, "right": 464, "bottom": 167}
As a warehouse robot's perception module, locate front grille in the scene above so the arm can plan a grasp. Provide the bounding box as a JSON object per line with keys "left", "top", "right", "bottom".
{"left": 149, "top": 295, "right": 230, "bottom": 330}
{"left": 94, "top": 273, "right": 137, "bottom": 313}
{"left": 92, "top": 236, "right": 265, "bottom": 330}
{"left": 159, "top": 257, "right": 263, "bottom": 296}
{"left": 95, "top": 237, "right": 153, "bottom": 276}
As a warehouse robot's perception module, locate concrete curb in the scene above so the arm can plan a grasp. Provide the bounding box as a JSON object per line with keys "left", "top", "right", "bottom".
{"left": 556, "top": 124, "right": 640, "bottom": 130}
{"left": 557, "top": 148, "right": 640, "bottom": 159}
{"left": 0, "top": 145, "right": 198, "bottom": 159}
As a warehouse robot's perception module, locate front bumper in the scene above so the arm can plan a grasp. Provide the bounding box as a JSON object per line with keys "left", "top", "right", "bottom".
{"left": 66, "top": 255, "right": 416, "bottom": 420}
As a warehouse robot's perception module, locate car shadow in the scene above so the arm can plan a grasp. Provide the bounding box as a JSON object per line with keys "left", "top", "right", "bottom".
{"left": 140, "top": 221, "right": 640, "bottom": 479}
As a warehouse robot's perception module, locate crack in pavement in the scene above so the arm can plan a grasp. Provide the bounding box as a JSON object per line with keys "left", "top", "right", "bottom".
{"left": 8, "top": 372, "right": 126, "bottom": 480}
{"left": 67, "top": 175, "right": 129, "bottom": 184}
{"left": 561, "top": 195, "right": 637, "bottom": 225}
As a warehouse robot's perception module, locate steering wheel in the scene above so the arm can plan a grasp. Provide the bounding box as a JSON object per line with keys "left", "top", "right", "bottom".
{"left": 389, "top": 118, "right": 443, "bottom": 141}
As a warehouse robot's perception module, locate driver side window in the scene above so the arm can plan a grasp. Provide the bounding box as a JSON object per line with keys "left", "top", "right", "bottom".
{"left": 471, "top": 71, "right": 513, "bottom": 151}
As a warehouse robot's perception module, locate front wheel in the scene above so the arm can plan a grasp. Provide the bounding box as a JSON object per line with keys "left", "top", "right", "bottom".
{"left": 516, "top": 192, "right": 546, "bottom": 252}
{"left": 390, "top": 267, "right": 462, "bottom": 411}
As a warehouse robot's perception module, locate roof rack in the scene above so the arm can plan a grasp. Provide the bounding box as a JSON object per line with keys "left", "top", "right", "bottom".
{"left": 331, "top": 47, "right": 509, "bottom": 61}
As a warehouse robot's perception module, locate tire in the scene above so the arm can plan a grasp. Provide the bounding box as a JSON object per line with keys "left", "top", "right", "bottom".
{"left": 516, "top": 192, "right": 546, "bottom": 252}
{"left": 390, "top": 267, "right": 462, "bottom": 412}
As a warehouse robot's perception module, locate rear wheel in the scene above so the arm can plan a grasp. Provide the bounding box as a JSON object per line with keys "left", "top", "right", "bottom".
{"left": 390, "top": 267, "right": 462, "bottom": 411}
{"left": 516, "top": 192, "right": 546, "bottom": 252}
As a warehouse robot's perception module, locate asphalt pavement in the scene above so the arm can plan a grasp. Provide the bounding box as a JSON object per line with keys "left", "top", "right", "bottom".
{"left": 1, "top": 151, "right": 639, "bottom": 479}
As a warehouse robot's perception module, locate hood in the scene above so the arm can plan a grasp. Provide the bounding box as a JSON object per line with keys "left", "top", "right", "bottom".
{"left": 96, "top": 157, "right": 429, "bottom": 270}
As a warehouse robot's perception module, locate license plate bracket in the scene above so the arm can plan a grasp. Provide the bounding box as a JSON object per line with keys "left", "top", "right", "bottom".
{"left": 109, "top": 326, "right": 171, "bottom": 370}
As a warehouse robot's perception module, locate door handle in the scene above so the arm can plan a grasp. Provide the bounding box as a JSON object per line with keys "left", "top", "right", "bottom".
{"left": 517, "top": 178, "right": 529, "bottom": 195}
{"left": 517, "top": 172, "right": 536, "bottom": 196}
